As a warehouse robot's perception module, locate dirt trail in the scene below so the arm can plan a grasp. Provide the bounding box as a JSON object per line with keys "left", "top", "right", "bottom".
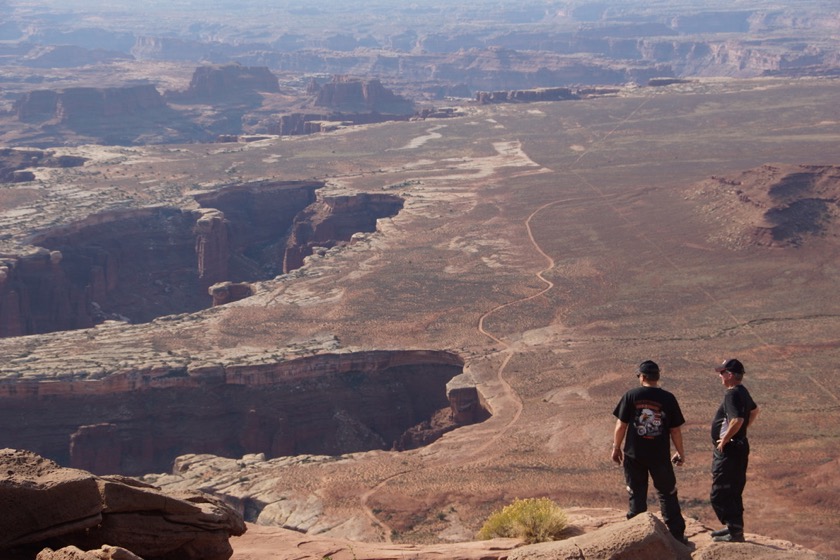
{"left": 356, "top": 97, "right": 669, "bottom": 538}
{"left": 357, "top": 144, "right": 588, "bottom": 538}
{"left": 357, "top": 139, "right": 556, "bottom": 538}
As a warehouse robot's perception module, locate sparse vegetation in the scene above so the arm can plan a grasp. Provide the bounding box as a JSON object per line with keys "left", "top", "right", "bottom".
{"left": 477, "top": 497, "right": 568, "bottom": 544}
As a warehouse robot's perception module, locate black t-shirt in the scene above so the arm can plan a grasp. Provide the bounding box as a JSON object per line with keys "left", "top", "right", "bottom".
{"left": 711, "top": 384, "right": 757, "bottom": 443}
{"left": 613, "top": 386, "right": 685, "bottom": 461}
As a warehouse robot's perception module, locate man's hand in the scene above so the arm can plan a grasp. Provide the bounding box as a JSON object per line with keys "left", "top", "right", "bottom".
{"left": 671, "top": 452, "right": 684, "bottom": 466}
{"left": 611, "top": 446, "right": 623, "bottom": 465}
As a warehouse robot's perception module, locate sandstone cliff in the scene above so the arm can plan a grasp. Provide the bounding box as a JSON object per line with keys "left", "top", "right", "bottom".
{"left": 10, "top": 84, "right": 201, "bottom": 145}
{"left": 12, "top": 207, "right": 211, "bottom": 332}
{"left": 687, "top": 164, "right": 840, "bottom": 249}
{"left": 475, "top": 87, "right": 578, "bottom": 104}
{"left": 20, "top": 44, "right": 133, "bottom": 68}
{"left": 193, "top": 179, "right": 320, "bottom": 281}
{"left": 311, "top": 76, "right": 414, "bottom": 115}
{"left": 283, "top": 193, "right": 404, "bottom": 273}
{"left": 0, "top": 449, "right": 245, "bottom": 560}
{"left": 169, "top": 64, "right": 280, "bottom": 102}
{"left": 0, "top": 350, "right": 472, "bottom": 475}
{"left": 1, "top": 180, "right": 408, "bottom": 338}
{"left": 15, "top": 85, "right": 167, "bottom": 123}
{"left": 269, "top": 111, "right": 415, "bottom": 136}
{"left": 263, "top": 76, "right": 418, "bottom": 137}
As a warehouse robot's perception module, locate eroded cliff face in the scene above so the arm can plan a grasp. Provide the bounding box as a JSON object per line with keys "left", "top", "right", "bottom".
{"left": 268, "top": 111, "right": 415, "bottom": 136}
{"left": 193, "top": 180, "right": 320, "bottom": 282}
{"left": 31, "top": 207, "right": 208, "bottom": 326}
{"left": 0, "top": 180, "right": 404, "bottom": 337}
{"left": 15, "top": 85, "right": 167, "bottom": 123}
{"left": 0, "top": 350, "right": 479, "bottom": 476}
{"left": 0, "top": 147, "right": 87, "bottom": 183}
{"left": 311, "top": 76, "right": 415, "bottom": 114}
{"left": 0, "top": 449, "right": 245, "bottom": 560}
{"left": 688, "top": 164, "right": 840, "bottom": 249}
{"left": 172, "top": 63, "right": 281, "bottom": 101}
{"left": 475, "top": 87, "right": 577, "bottom": 104}
{"left": 283, "top": 193, "right": 404, "bottom": 273}
{"left": 11, "top": 84, "right": 203, "bottom": 146}
{"left": 0, "top": 247, "right": 91, "bottom": 337}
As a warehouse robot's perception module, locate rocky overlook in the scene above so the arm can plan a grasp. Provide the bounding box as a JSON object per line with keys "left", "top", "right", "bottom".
{"left": 4, "top": 448, "right": 819, "bottom": 560}
{"left": 1, "top": 2, "right": 840, "bottom": 559}
{"left": 0, "top": 449, "right": 245, "bottom": 560}
{"left": 1, "top": 77, "right": 838, "bottom": 558}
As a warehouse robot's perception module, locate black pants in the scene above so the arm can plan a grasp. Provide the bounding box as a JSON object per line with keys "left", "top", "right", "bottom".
{"left": 710, "top": 438, "right": 749, "bottom": 534}
{"left": 623, "top": 454, "right": 686, "bottom": 538}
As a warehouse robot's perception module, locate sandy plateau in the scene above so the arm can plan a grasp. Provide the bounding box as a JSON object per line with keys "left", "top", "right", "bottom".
{"left": 2, "top": 77, "right": 840, "bottom": 558}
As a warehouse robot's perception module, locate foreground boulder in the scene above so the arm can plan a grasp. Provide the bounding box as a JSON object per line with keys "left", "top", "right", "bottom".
{"left": 507, "top": 512, "right": 689, "bottom": 560}
{"left": 0, "top": 449, "right": 245, "bottom": 560}
{"left": 36, "top": 545, "right": 142, "bottom": 560}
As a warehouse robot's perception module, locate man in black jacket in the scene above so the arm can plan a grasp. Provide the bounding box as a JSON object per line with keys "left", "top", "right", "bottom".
{"left": 709, "top": 358, "right": 760, "bottom": 543}
{"left": 612, "top": 360, "right": 687, "bottom": 544}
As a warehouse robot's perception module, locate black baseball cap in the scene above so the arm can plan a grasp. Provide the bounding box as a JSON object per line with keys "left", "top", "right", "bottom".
{"left": 637, "top": 360, "right": 660, "bottom": 376}
{"left": 715, "top": 358, "right": 745, "bottom": 375}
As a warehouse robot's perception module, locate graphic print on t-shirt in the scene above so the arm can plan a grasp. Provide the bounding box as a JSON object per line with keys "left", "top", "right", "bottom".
{"left": 634, "top": 401, "right": 666, "bottom": 438}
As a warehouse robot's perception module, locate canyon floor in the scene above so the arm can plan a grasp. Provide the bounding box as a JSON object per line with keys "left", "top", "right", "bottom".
{"left": 2, "top": 77, "right": 840, "bottom": 558}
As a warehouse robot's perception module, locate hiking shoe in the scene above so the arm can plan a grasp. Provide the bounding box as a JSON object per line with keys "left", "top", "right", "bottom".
{"left": 713, "top": 532, "right": 745, "bottom": 543}
{"left": 710, "top": 527, "right": 730, "bottom": 538}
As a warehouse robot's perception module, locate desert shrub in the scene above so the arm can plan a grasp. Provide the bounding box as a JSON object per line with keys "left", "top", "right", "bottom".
{"left": 477, "top": 497, "right": 568, "bottom": 544}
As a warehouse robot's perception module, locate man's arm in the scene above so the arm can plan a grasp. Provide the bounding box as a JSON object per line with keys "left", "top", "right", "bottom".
{"left": 612, "top": 419, "right": 628, "bottom": 465}
{"left": 748, "top": 405, "right": 760, "bottom": 427}
{"left": 670, "top": 426, "right": 685, "bottom": 465}
{"left": 716, "top": 417, "right": 744, "bottom": 452}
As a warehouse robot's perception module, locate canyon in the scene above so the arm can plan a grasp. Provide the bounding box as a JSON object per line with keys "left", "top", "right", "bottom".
{"left": 0, "top": 181, "right": 402, "bottom": 336}
{"left": 1, "top": 3, "right": 839, "bottom": 147}
{"left": 0, "top": 350, "right": 477, "bottom": 476}
{"left": 1, "top": 2, "right": 840, "bottom": 559}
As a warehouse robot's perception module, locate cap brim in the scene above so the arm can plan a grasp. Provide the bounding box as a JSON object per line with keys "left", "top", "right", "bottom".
{"left": 714, "top": 365, "right": 727, "bottom": 372}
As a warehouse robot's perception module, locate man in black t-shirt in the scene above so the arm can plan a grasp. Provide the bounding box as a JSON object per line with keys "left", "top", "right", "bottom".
{"left": 709, "top": 358, "right": 759, "bottom": 543}
{"left": 612, "top": 360, "right": 687, "bottom": 544}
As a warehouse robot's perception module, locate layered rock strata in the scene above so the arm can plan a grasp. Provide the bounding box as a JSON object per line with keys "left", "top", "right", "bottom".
{"left": 0, "top": 180, "right": 403, "bottom": 337}
{"left": 270, "top": 111, "right": 415, "bottom": 136}
{"left": 689, "top": 164, "right": 840, "bottom": 248}
{"left": 0, "top": 350, "right": 475, "bottom": 476}
{"left": 15, "top": 85, "right": 167, "bottom": 124}
{"left": 168, "top": 64, "right": 280, "bottom": 101}
{"left": 282, "top": 193, "right": 404, "bottom": 273}
{"left": 0, "top": 449, "right": 245, "bottom": 560}
{"left": 0, "top": 148, "right": 87, "bottom": 183}
{"left": 311, "top": 76, "right": 414, "bottom": 114}
{"left": 475, "top": 87, "right": 578, "bottom": 104}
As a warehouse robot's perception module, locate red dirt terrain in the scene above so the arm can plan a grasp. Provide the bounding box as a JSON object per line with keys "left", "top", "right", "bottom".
{"left": 2, "top": 77, "right": 840, "bottom": 558}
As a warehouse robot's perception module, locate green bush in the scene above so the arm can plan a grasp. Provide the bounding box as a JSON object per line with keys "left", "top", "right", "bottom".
{"left": 477, "top": 497, "right": 568, "bottom": 544}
